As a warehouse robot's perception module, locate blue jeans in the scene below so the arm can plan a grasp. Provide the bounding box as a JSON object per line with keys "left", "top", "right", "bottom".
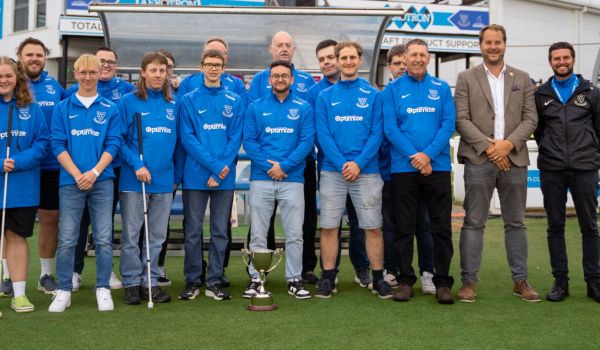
{"left": 119, "top": 191, "right": 172, "bottom": 288}
{"left": 248, "top": 181, "right": 304, "bottom": 281}
{"left": 183, "top": 189, "right": 233, "bottom": 286}
{"left": 56, "top": 180, "right": 114, "bottom": 291}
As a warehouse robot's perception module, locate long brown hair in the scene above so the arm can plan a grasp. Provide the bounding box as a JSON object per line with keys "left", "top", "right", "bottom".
{"left": 0, "top": 57, "right": 32, "bottom": 107}
{"left": 135, "top": 52, "right": 172, "bottom": 102}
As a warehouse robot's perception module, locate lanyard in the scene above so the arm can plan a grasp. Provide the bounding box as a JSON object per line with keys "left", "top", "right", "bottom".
{"left": 551, "top": 76, "right": 578, "bottom": 105}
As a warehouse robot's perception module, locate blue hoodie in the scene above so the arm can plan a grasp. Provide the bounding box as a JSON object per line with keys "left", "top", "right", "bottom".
{"left": 179, "top": 83, "right": 244, "bottom": 190}
{"left": 51, "top": 95, "right": 122, "bottom": 187}
{"left": 243, "top": 92, "right": 314, "bottom": 183}
{"left": 248, "top": 65, "right": 315, "bottom": 102}
{"left": 382, "top": 72, "right": 455, "bottom": 173}
{"left": 316, "top": 78, "right": 383, "bottom": 174}
{"left": 66, "top": 77, "right": 133, "bottom": 168}
{"left": 177, "top": 72, "right": 248, "bottom": 107}
{"left": 29, "top": 71, "right": 65, "bottom": 171}
{"left": 0, "top": 99, "right": 49, "bottom": 208}
{"left": 118, "top": 90, "right": 182, "bottom": 193}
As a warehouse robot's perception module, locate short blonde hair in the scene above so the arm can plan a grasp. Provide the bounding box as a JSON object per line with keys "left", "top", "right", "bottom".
{"left": 74, "top": 54, "right": 101, "bottom": 71}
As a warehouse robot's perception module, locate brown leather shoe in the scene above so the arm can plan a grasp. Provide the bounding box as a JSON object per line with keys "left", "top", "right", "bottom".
{"left": 436, "top": 287, "right": 455, "bottom": 304}
{"left": 513, "top": 280, "right": 541, "bottom": 302}
{"left": 392, "top": 284, "right": 414, "bottom": 302}
{"left": 457, "top": 281, "right": 477, "bottom": 303}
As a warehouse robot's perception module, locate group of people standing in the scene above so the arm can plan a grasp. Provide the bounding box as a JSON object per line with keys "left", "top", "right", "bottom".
{"left": 0, "top": 22, "right": 599, "bottom": 314}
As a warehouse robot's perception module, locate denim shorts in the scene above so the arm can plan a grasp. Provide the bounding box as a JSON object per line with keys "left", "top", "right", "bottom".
{"left": 319, "top": 171, "right": 383, "bottom": 230}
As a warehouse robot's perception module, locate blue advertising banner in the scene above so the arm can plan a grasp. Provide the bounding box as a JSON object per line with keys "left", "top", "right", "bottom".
{"left": 0, "top": 0, "right": 3, "bottom": 39}
{"left": 66, "top": 0, "right": 265, "bottom": 16}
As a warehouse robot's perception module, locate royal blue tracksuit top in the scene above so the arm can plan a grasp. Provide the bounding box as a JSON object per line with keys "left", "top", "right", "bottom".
{"left": 118, "top": 89, "right": 182, "bottom": 193}
{"left": 316, "top": 77, "right": 383, "bottom": 174}
{"left": 50, "top": 95, "right": 121, "bottom": 187}
{"left": 243, "top": 92, "right": 315, "bottom": 183}
{"left": 382, "top": 72, "right": 456, "bottom": 173}
{"left": 0, "top": 99, "right": 49, "bottom": 208}
{"left": 29, "top": 71, "right": 65, "bottom": 171}
{"left": 179, "top": 83, "right": 244, "bottom": 191}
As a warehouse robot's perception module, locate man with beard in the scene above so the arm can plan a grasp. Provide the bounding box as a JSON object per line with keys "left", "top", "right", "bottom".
{"left": 534, "top": 42, "right": 600, "bottom": 303}
{"left": 5, "top": 38, "right": 65, "bottom": 296}
{"left": 243, "top": 60, "right": 314, "bottom": 300}
{"left": 455, "top": 24, "right": 539, "bottom": 303}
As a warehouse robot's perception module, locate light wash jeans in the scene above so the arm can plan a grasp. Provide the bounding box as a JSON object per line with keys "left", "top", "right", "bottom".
{"left": 56, "top": 180, "right": 114, "bottom": 291}
{"left": 248, "top": 180, "right": 304, "bottom": 281}
{"left": 119, "top": 191, "right": 172, "bottom": 288}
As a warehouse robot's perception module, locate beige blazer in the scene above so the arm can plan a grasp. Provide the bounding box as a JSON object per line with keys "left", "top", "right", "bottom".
{"left": 455, "top": 64, "right": 538, "bottom": 166}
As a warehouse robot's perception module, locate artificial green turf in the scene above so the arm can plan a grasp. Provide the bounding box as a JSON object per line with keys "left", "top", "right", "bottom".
{"left": 1, "top": 218, "right": 599, "bottom": 349}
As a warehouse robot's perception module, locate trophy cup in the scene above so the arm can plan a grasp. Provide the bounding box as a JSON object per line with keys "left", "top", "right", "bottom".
{"left": 241, "top": 248, "right": 283, "bottom": 311}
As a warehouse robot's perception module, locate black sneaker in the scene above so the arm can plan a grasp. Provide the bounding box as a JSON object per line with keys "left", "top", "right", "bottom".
{"left": 124, "top": 286, "right": 141, "bottom": 305}
{"left": 0, "top": 278, "right": 14, "bottom": 297}
{"left": 301, "top": 271, "right": 319, "bottom": 284}
{"left": 587, "top": 280, "right": 600, "bottom": 303}
{"left": 354, "top": 268, "right": 372, "bottom": 288}
{"left": 37, "top": 274, "right": 59, "bottom": 294}
{"left": 157, "top": 266, "right": 171, "bottom": 287}
{"left": 315, "top": 277, "right": 336, "bottom": 299}
{"left": 372, "top": 279, "right": 393, "bottom": 299}
{"left": 142, "top": 286, "right": 171, "bottom": 303}
{"left": 243, "top": 279, "right": 262, "bottom": 299}
{"left": 178, "top": 283, "right": 200, "bottom": 300}
{"left": 287, "top": 279, "right": 311, "bottom": 299}
{"left": 205, "top": 283, "right": 231, "bottom": 301}
{"left": 546, "top": 280, "right": 569, "bottom": 302}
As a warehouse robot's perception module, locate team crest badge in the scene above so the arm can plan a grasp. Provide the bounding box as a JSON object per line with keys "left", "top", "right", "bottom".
{"left": 222, "top": 105, "right": 233, "bottom": 118}
{"left": 111, "top": 89, "right": 121, "bottom": 100}
{"left": 287, "top": 109, "right": 299, "bottom": 120}
{"left": 46, "top": 85, "right": 56, "bottom": 95}
{"left": 356, "top": 97, "right": 369, "bottom": 108}
{"left": 428, "top": 89, "right": 440, "bottom": 100}
{"left": 166, "top": 109, "right": 175, "bottom": 121}
{"left": 94, "top": 111, "right": 107, "bottom": 124}
{"left": 574, "top": 94, "right": 587, "bottom": 107}
{"left": 296, "top": 83, "right": 307, "bottom": 93}
{"left": 18, "top": 107, "right": 31, "bottom": 120}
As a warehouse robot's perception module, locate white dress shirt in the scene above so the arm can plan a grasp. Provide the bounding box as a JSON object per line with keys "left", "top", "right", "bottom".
{"left": 484, "top": 64, "right": 507, "bottom": 140}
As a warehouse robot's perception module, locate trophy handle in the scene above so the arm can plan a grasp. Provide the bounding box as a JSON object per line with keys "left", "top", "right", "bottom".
{"left": 241, "top": 248, "right": 251, "bottom": 268}
{"left": 265, "top": 248, "right": 284, "bottom": 274}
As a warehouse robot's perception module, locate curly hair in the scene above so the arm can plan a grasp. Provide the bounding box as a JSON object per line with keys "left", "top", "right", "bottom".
{"left": 0, "top": 56, "right": 32, "bottom": 107}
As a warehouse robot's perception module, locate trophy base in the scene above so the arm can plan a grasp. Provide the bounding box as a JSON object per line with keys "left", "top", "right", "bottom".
{"left": 247, "top": 293, "right": 278, "bottom": 311}
{"left": 247, "top": 304, "right": 279, "bottom": 311}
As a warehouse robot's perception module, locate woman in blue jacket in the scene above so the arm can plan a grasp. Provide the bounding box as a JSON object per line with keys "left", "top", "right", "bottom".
{"left": 0, "top": 57, "right": 49, "bottom": 313}
{"left": 118, "top": 52, "right": 181, "bottom": 305}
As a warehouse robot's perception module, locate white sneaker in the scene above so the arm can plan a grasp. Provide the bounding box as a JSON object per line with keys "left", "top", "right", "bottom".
{"left": 48, "top": 290, "right": 72, "bottom": 313}
{"left": 384, "top": 270, "right": 399, "bottom": 289}
{"left": 109, "top": 272, "right": 123, "bottom": 290}
{"left": 96, "top": 288, "right": 114, "bottom": 311}
{"left": 421, "top": 271, "right": 436, "bottom": 294}
{"left": 72, "top": 273, "right": 82, "bottom": 292}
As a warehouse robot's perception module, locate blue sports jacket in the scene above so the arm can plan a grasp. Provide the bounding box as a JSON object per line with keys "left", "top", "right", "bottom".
{"left": 179, "top": 83, "right": 244, "bottom": 190}
{"left": 243, "top": 92, "right": 314, "bottom": 183}
{"left": 0, "top": 99, "right": 49, "bottom": 208}
{"left": 382, "top": 72, "right": 456, "bottom": 173}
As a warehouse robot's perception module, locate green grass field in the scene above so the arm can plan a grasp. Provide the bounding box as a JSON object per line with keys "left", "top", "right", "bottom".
{"left": 2, "top": 217, "right": 599, "bottom": 349}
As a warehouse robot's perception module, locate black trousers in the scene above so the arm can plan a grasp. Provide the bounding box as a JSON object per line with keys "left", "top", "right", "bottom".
{"left": 391, "top": 171, "right": 454, "bottom": 288}
{"left": 540, "top": 169, "right": 600, "bottom": 282}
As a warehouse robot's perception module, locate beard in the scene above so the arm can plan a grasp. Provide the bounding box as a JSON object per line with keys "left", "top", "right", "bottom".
{"left": 24, "top": 64, "right": 43, "bottom": 80}
{"left": 553, "top": 66, "right": 573, "bottom": 78}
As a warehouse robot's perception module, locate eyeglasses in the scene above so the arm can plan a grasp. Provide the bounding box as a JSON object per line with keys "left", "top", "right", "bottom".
{"left": 202, "top": 63, "right": 223, "bottom": 70}
{"left": 99, "top": 59, "right": 117, "bottom": 67}
{"left": 270, "top": 74, "right": 291, "bottom": 81}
